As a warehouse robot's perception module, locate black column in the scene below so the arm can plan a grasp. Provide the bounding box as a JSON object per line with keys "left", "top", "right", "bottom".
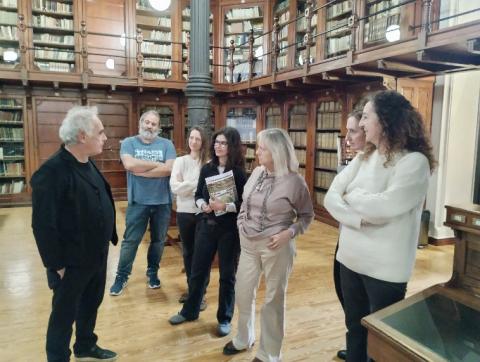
{"left": 186, "top": 0, "right": 214, "bottom": 136}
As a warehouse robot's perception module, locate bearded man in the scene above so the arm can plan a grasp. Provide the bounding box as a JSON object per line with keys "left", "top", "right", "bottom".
{"left": 110, "top": 110, "right": 176, "bottom": 296}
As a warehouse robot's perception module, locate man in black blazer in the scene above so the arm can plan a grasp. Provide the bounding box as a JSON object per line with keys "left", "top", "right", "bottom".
{"left": 31, "top": 106, "right": 118, "bottom": 362}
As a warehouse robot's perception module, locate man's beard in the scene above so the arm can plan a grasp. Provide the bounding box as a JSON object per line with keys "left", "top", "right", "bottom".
{"left": 140, "top": 128, "right": 158, "bottom": 141}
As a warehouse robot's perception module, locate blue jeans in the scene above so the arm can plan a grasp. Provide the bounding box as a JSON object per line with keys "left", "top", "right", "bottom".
{"left": 115, "top": 202, "right": 171, "bottom": 279}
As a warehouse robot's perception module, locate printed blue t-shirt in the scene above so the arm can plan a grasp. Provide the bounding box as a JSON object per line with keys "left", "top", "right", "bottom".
{"left": 120, "top": 136, "right": 176, "bottom": 205}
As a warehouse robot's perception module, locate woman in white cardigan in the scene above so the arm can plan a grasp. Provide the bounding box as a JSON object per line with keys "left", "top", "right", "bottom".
{"left": 170, "top": 126, "right": 209, "bottom": 305}
{"left": 324, "top": 90, "right": 435, "bottom": 362}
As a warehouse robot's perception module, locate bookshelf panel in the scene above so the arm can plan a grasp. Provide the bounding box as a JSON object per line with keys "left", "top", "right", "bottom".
{"left": 325, "top": 0, "right": 352, "bottom": 58}
{"left": 226, "top": 105, "right": 257, "bottom": 173}
{"left": 288, "top": 102, "right": 308, "bottom": 178}
{"left": 0, "top": 0, "right": 20, "bottom": 69}
{"left": 265, "top": 104, "right": 282, "bottom": 129}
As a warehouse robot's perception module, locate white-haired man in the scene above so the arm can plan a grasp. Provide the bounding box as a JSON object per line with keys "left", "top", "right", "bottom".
{"left": 110, "top": 110, "right": 176, "bottom": 295}
{"left": 31, "top": 106, "right": 118, "bottom": 362}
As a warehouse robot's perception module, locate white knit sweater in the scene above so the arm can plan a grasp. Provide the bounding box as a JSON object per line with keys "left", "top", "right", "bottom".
{"left": 324, "top": 150, "right": 430, "bottom": 283}
{"left": 170, "top": 155, "right": 201, "bottom": 214}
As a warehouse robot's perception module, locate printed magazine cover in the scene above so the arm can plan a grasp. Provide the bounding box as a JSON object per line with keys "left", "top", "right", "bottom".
{"left": 205, "top": 170, "right": 238, "bottom": 216}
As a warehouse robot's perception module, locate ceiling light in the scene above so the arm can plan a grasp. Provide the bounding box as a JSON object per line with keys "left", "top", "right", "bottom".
{"left": 149, "top": 0, "right": 171, "bottom": 11}
{"left": 385, "top": 25, "right": 401, "bottom": 42}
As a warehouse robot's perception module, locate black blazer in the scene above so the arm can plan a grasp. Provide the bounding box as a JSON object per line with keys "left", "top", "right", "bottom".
{"left": 195, "top": 162, "right": 247, "bottom": 226}
{"left": 31, "top": 145, "right": 118, "bottom": 270}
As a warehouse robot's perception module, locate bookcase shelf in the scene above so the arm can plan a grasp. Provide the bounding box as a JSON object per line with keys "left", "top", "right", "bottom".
{"left": 363, "top": 0, "right": 402, "bottom": 45}
{"left": 0, "top": 97, "right": 26, "bottom": 196}
{"left": 265, "top": 105, "right": 282, "bottom": 129}
{"left": 295, "top": 0, "right": 317, "bottom": 67}
{"left": 0, "top": 0, "right": 19, "bottom": 69}
{"left": 223, "top": 5, "right": 264, "bottom": 83}
{"left": 136, "top": 0, "right": 172, "bottom": 80}
{"left": 325, "top": 0, "right": 352, "bottom": 58}
{"left": 226, "top": 105, "right": 257, "bottom": 172}
{"left": 314, "top": 99, "right": 342, "bottom": 208}
{"left": 31, "top": 0, "right": 75, "bottom": 73}
{"left": 273, "top": 0, "right": 289, "bottom": 71}
{"left": 288, "top": 102, "right": 307, "bottom": 178}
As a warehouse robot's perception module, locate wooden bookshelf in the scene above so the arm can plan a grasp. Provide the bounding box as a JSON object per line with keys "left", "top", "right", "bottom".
{"left": 287, "top": 102, "right": 307, "bottom": 178}
{"left": 136, "top": 0, "right": 172, "bottom": 80}
{"left": 223, "top": 5, "right": 264, "bottom": 83}
{"left": 265, "top": 104, "right": 283, "bottom": 129}
{"left": 0, "top": 0, "right": 20, "bottom": 69}
{"left": 31, "top": 0, "right": 75, "bottom": 73}
{"left": 325, "top": 0, "right": 352, "bottom": 58}
{"left": 273, "top": 0, "right": 289, "bottom": 70}
{"left": 0, "top": 96, "right": 26, "bottom": 199}
{"left": 313, "top": 99, "right": 342, "bottom": 210}
{"left": 226, "top": 105, "right": 257, "bottom": 172}
{"left": 295, "top": 0, "right": 317, "bottom": 66}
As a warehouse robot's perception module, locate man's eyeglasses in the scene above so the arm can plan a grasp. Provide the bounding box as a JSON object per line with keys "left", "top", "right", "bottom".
{"left": 214, "top": 140, "right": 228, "bottom": 147}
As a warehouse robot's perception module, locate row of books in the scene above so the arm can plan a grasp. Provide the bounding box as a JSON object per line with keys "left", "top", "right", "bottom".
{"left": 0, "top": 144, "right": 23, "bottom": 157}
{"left": 143, "top": 70, "right": 171, "bottom": 79}
{"left": 0, "top": 99, "right": 18, "bottom": 107}
{"left": 315, "top": 170, "right": 335, "bottom": 189}
{"left": 34, "top": 48, "right": 74, "bottom": 61}
{"left": 327, "top": 0, "right": 352, "bottom": 19}
{"left": 33, "top": 0, "right": 73, "bottom": 14}
{"left": 0, "top": 0, "right": 17, "bottom": 8}
{"left": 295, "top": 149, "right": 306, "bottom": 164}
{"left": 143, "top": 58, "right": 171, "bottom": 70}
{"left": 0, "top": 179, "right": 24, "bottom": 194}
{"left": 33, "top": 33, "right": 74, "bottom": 45}
{"left": 278, "top": 11, "right": 289, "bottom": 26}
{"left": 141, "top": 42, "right": 171, "bottom": 56}
{"left": 289, "top": 115, "right": 307, "bottom": 129}
{"left": 316, "top": 131, "right": 341, "bottom": 149}
{"left": 276, "top": 54, "right": 288, "bottom": 69}
{"left": 319, "top": 101, "right": 342, "bottom": 112}
{"left": 0, "top": 127, "right": 23, "bottom": 141}
{"left": 266, "top": 107, "right": 281, "bottom": 116}
{"left": 228, "top": 108, "right": 256, "bottom": 117}
{"left": 266, "top": 115, "right": 282, "bottom": 129}
{"left": 0, "top": 25, "right": 17, "bottom": 40}
{"left": 296, "top": 14, "right": 318, "bottom": 32}
{"left": 367, "top": 0, "right": 403, "bottom": 15}
{"left": 156, "top": 17, "right": 171, "bottom": 28}
{"left": 225, "top": 20, "right": 262, "bottom": 34}
{"left": 245, "top": 147, "right": 255, "bottom": 158}
{"left": 225, "top": 7, "right": 261, "bottom": 21}
{"left": 289, "top": 131, "right": 307, "bottom": 147}
{"left": 364, "top": 13, "right": 400, "bottom": 43}
{"left": 317, "top": 112, "right": 342, "bottom": 130}
{"left": 147, "top": 30, "right": 171, "bottom": 42}
{"left": 315, "top": 190, "right": 326, "bottom": 206}
{"left": 36, "top": 61, "right": 74, "bottom": 72}
{"left": 0, "top": 111, "right": 21, "bottom": 123}
{"left": 326, "top": 17, "right": 350, "bottom": 37}
{"left": 327, "top": 34, "right": 351, "bottom": 55}
{"left": 33, "top": 15, "right": 73, "bottom": 30}
{"left": 0, "top": 10, "right": 16, "bottom": 25}
{"left": 0, "top": 161, "right": 23, "bottom": 176}
{"left": 316, "top": 151, "right": 338, "bottom": 170}
{"left": 245, "top": 159, "right": 256, "bottom": 172}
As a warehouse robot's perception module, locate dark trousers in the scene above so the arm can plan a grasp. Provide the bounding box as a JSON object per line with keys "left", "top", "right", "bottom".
{"left": 180, "top": 218, "right": 240, "bottom": 323}
{"left": 333, "top": 241, "right": 344, "bottom": 309}
{"left": 340, "top": 263, "right": 407, "bottom": 362}
{"left": 45, "top": 255, "right": 107, "bottom": 362}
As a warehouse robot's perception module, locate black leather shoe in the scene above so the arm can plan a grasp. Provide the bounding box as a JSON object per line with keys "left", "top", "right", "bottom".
{"left": 75, "top": 345, "right": 117, "bottom": 361}
{"left": 223, "top": 341, "right": 246, "bottom": 355}
{"left": 337, "top": 349, "right": 347, "bottom": 360}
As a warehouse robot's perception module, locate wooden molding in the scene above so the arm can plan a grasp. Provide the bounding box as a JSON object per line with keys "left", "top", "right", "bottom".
{"left": 428, "top": 236, "right": 456, "bottom": 246}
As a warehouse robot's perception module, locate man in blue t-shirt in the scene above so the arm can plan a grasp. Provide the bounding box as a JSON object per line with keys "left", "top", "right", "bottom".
{"left": 110, "top": 110, "right": 176, "bottom": 296}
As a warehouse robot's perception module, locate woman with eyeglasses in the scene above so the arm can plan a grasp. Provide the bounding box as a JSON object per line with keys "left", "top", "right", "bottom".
{"left": 169, "top": 127, "right": 247, "bottom": 338}
{"left": 324, "top": 90, "right": 435, "bottom": 362}
{"left": 223, "top": 128, "right": 314, "bottom": 362}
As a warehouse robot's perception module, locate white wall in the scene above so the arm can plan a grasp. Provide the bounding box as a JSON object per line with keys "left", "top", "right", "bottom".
{"left": 426, "top": 70, "right": 480, "bottom": 239}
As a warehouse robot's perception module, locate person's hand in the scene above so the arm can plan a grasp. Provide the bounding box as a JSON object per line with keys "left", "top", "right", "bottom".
{"left": 201, "top": 203, "right": 213, "bottom": 213}
{"left": 267, "top": 230, "right": 292, "bottom": 250}
{"left": 209, "top": 198, "right": 226, "bottom": 212}
{"left": 57, "top": 268, "right": 65, "bottom": 279}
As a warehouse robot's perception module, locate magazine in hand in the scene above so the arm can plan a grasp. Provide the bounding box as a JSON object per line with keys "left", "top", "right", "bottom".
{"left": 205, "top": 170, "right": 238, "bottom": 216}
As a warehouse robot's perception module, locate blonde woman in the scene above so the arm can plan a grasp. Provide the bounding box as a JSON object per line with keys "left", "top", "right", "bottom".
{"left": 223, "top": 128, "right": 314, "bottom": 362}
{"left": 170, "top": 126, "right": 208, "bottom": 306}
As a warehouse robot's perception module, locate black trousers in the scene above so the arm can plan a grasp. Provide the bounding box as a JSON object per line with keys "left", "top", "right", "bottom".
{"left": 340, "top": 263, "right": 407, "bottom": 362}
{"left": 45, "top": 254, "right": 107, "bottom": 362}
{"left": 180, "top": 218, "right": 240, "bottom": 323}
{"left": 333, "top": 241, "right": 344, "bottom": 309}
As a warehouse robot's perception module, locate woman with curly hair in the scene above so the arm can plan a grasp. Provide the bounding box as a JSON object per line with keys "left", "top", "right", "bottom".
{"left": 169, "top": 127, "right": 247, "bottom": 338}
{"left": 324, "top": 90, "right": 435, "bottom": 362}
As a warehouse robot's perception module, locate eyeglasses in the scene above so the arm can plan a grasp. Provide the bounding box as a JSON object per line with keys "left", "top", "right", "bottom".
{"left": 214, "top": 140, "right": 228, "bottom": 147}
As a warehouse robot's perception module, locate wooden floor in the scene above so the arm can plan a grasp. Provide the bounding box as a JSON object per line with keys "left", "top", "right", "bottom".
{"left": 0, "top": 202, "right": 454, "bottom": 362}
